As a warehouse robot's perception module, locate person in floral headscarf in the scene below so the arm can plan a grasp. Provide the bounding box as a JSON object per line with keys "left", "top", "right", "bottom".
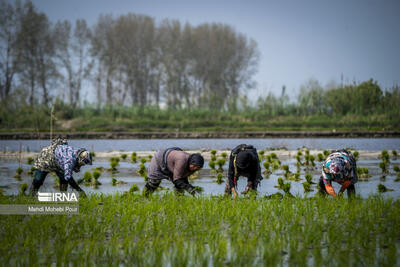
{"left": 319, "top": 149, "right": 358, "bottom": 197}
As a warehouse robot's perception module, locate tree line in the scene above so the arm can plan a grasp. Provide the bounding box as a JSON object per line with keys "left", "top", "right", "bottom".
{"left": 0, "top": 0, "right": 259, "bottom": 110}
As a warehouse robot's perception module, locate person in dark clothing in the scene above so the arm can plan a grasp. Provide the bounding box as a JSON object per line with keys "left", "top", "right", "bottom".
{"left": 144, "top": 147, "right": 204, "bottom": 196}
{"left": 225, "top": 144, "right": 263, "bottom": 199}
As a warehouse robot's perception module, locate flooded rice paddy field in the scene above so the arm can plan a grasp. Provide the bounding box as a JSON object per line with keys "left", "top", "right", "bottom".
{"left": 1, "top": 146, "right": 399, "bottom": 198}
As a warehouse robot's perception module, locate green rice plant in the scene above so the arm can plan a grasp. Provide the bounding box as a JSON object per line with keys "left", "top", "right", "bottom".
{"left": 112, "top": 178, "right": 117, "bottom": 186}
{"left": 216, "top": 159, "right": 225, "bottom": 172}
{"left": 297, "top": 150, "right": 302, "bottom": 156}
{"left": 83, "top": 171, "right": 92, "bottom": 183}
{"left": 131, "top": 152, "right": 137, "bottom": 163}
{"left": 210, "top": 150, "right": 217, "bottom": 156}
{"left": 193, "top": 186, "right": 204, "bottom": 193}
{"left": 264, "top": 192, "right": 283, "bottom": 199}
{"left": 305, "top": 173, "right": 314, "bottom": 184}
{"left": 129, "top": 184, "right": 139, "bottom": 193}
{"left": 27, "top": 166, "right": 35, "bottom": 176}
{"left": 287, "top": 172, "right": 301, "bottom": 181}
{"left": 265, "top": 155, "right": 272, "bottom": 163}
{"left": 121, "top": 154, "right": 127, "bottom": 160}
{"left": 305, "top": 149, "right": 310, "bottom": 156}
{"left": 258, "top": 150, "right": 265, "bottom": 159}
{"left": 27, "top": 157, "right": 34, "bottom": 165}
{"left": 211, "top": 155, "right": 217, "bottom": 162}
{"left": 91, "top": 172, "right": 101, "bottom": 186}
{"left": 323, "top": 150, "right": 330, "bottom": 157}
{"left": 379, "top": 161, "right": 388, "bottom": 174}
{"left": 90, "top": 151, "right": 96, "bottom": 158}
{"left": 275, "top": 177, "right": 284, "bottom": 189}
{"left": 270, "top": 153, "right": 277, "bottom": 159}
{"left": 309, "top": 155, "right": 315, "bottom": 166}
{"left": 220, "top": 152, "right": 228, "bottom": 159}
{"left": 215, "top": 173, "right": 224, "bottom": 184}
{"left": 19, "top": 183, "right": 28, "bottom": 195}
{"left": 381, "top": 150, "right": 390, "bottom": 163}
{"left": 148, "top": 155, "right": 153, "bottom": 160}
{"left": 394, "top": 165, "right": 400, "bottom": 173}
{"left": 302, "top": 182, "right": 313, "bottom": 192}
{"left": 93, "top": 170, "right": 101, "bottom": 180}
{"left": 377, "top": 184, "right": 393, "bottom": 193}
{"left": 208, "top": 160, "right": 216, "bottom": 170}
{"left": 281, "top": 182, "right": 293, "bottom": 197}
{"left": 140, "top": 158, "right": 147, "bottom": 164}
{"left": 317, "top": 153, "right": 325, "bottom": 162}
{"left": 392, "top": 150, "right": 398, "bottom": 158}
{"left": 353, "top": 151, "right": 359, "bottom": 160}
{"left": 14, "top": 167, "right": 23, "bottom": 179}
{"left": 272, "top": 161, "right": 280, "bottom": 171}
{"left": 304, "top": 154, "right": 310, "bottom": 166}
{"left": 137, "top": 163, "right": 147, "bottom": 178}
{"left": 263, "top": 161, "right": 270, "bottom": 174}
{"left": 282, "top": 165, "right": 290, "bottom": 178}
{"left": 357, "top": 167, "right": 370, "bottom": 179}
{"left": 110, "top": 160, "right": 118, "bottom": 171}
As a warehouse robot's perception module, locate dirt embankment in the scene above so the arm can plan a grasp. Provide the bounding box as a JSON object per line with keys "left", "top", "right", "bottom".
{"left": 1, "top": 131, "right": 399, "bottom": 139}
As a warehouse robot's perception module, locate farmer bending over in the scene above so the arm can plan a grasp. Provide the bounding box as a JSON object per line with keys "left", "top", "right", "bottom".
{"left": 29, "top": 138, "right": 92, "bottom": 197}
{"left": 144, "top": 147, "right": 204, "bottom": 196}
{"left": 319, "top": 149, "right": 358, "bottom": 197}
{"left": 225, "top": 144, "right": 263, "bottom": 199}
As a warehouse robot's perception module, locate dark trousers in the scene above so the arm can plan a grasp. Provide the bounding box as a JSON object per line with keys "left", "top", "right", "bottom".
{"left": 32, "top": 169, "right": 68, "bottom": 191}
{"left": 318, "top": 178, "right": 355, "bottom": 197}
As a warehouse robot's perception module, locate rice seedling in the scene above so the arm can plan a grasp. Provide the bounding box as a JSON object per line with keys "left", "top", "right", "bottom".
{"left": 90, "top": 151, "right": 96, "bottom": 158}
{"left": 275, "top": 177, "right": 285, "bottom": 189}
{"left": 265, "top": 155, "right": 272, "bottom": 163}
{"left": 220, "top": 152, "right": 228, "bottom": 159}
{"left": 353, "top": 151, "right": 359, "bottom": 160}
{"left": 281, "top": 182, "right": 294, "bottom": 197}
{"left": 27, "top": 157, "right": 34, "bottom": 165}
{"left": 120, "top": 153, "right": 127, "bottom": 160}
{"left": 109, "top": 157, "right": 120, "bottom": 171}
{"left": 302, "top": 182, "right": 313, "bottom": 192}
{"left": 381, "top": 150, "right": 390, "bottom": 163}
{"left": 216, "top": 159, "right": 226, "bottom": 172}
{"left": 91, "top": 172, "right": 101, "bottom": 187}
{"left": 208, "top": 160, "right": 216, "bottom": 171}
{"left": 112, "top": 177, "right": 117, "bottom": 186}
{"left": 19, "top": 183, "right": 28, "bottom": 195}
{"left": 14, "top": 167, "right": 23, "bottom": 179}
{"left": 317, "top": 153, "right": 325, "bottom": 162}
{"left": 272, "top": 162, "right": 280, "bottom": 171}
{"left": 140, "top": 158, "right": 147, "bottom": 164}
{"left": 305, "top": 173, "right": 315, "bottom": 184}
{"left": 258, "top": 150, "right": 265, "bottom": 159}
{"left": 148, "top": 155, "right": 153, "bottom": 160}
{"left": 282, "top": 165, "right": 290, "bottom": 178}
{"left": 305, "top": 149, "right": 310, "bottom": 156}
{"left": 215, "top": 173, "right": 224, "bottom": 184}
{"left": 287, "top": 172, "right": 301, "bottom": 181}
{"left": 129, "top": 184, "right": 139, "bottom": 193}
{"left": 309, "top": 155, "right": 315, "bottom": 166}
{"left": 93, "top": 170, "right": 101, "bottom": 180}
{"left": 211, "top": 155, "right": 217, "bottom": 162}
{"left": 377, "top": 184, "right": 394, "bottom": 193}
{"left": 271, "top": 153, "right": 277, "bottom": 159}
{"left": 210, "top": 150, "right": 217, "bottom": 156}
{"left": 357, "top": 167, "right": 370, "bottom": 179}
{"left": 263, "top": 161, "right": 271, "bottom": 174}
{"left": 379, "top": 161, "right": 388, "bottom": 174}
{"left": 131, "top": 152, "right": 137, "bottom": 163}
{"left": 137, "top": 162, "right": 148, "bottom": 179}
{"left": 82, "top": 171, "right": 92, "bottom": 183}
{"left": 323, "top": 150, "right": 330, "bottom": 157}
{"left": 392, "top": 150, "right": 398, "bottom": 158}
{"left": 27, "top": 166, "right": 35, "bottom": 176}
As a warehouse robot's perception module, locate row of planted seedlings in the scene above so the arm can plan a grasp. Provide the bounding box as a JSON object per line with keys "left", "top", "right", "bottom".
{"left": 207, "top": 149, "right": 228, "bottom": 184}
{"left": 1, "top": 192, "right": 399, "bottom": 266}
{"left": 377, "top": 150, "right": 399, "bottom": 192}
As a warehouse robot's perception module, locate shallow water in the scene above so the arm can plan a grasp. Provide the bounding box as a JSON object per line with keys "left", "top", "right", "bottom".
{"left": 1, "top": 138, "right": 400, "bottom": 152}
{"left": 1, "top": 156, "right": 400, "bottom": 199}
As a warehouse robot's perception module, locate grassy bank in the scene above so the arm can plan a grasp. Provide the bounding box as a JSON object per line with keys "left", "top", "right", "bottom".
{"left": 1, "top": 105, "right": 399, "bottom": 132}
{"left": 0, "top": 193, "right": 399, "bottom": 266}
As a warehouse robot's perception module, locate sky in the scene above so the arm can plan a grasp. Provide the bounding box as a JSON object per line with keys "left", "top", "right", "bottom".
{"left": 32, "top": 0, "right": 400, "bottom": 101}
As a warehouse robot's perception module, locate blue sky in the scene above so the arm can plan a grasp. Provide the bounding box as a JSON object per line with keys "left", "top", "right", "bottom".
{"left": 33, "top": 0, "right": 400, "bottom": 100}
